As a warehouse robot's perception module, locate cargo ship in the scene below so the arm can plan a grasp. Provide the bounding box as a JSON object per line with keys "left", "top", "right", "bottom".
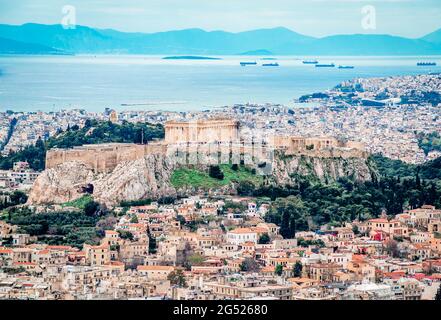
{"left": 303, "top": 60, "right": 318, "bottom": 64}
{"left": 240, "top": 62, "right": 257, "bottom": 66}
{"left": 262, "top": 63, "right": 279, "bottom": 67}
{"left": 316, "top": 63, "right": 335, "bottom": 68}
{"left": 417, "top": 62, "right": 437, "bottom": 66}
{"left": 338, "top": 65, "right": 355, "bottom": 69}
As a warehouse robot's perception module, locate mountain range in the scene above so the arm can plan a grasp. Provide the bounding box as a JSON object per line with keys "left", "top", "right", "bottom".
{"left": 0, "top": 23, "right": 440, "bottom": 55}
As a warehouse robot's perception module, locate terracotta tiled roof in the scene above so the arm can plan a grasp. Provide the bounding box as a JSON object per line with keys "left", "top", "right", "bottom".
{"left": 229, "top": 228, "right": 255, "bottom": 234}
{"left": 137, "top": 265, "right": 174, "bottom": 271}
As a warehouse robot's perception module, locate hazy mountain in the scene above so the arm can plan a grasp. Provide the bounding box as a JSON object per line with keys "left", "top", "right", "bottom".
{"left": 0, "top": 23, "right": 440, "bottom": 55}
{"left": 0, "top": 23, "right": 113, "bottom": 53}
{"left": 0, "top": 24, "right": 313, "bottom": 54}
{"left": 0, "top": 36, "right": 62, "bottom": 54}
{"left": 297, "top": 34, "right": 441, "bottom": 55}
{"left": 422, "top": 28, "right": 441, "bottom": 44}
{"left": 96, "top": 26, "right": 314, "bottom": 54}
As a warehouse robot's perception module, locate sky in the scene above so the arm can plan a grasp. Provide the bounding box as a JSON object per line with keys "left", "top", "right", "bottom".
{"left": 0, "top": 0, "right": 440, "bottom": 38}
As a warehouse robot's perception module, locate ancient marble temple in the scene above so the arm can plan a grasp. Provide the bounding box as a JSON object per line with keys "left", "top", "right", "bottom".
{"left": 164, "top": 118, "right": 240, "bottom": 144}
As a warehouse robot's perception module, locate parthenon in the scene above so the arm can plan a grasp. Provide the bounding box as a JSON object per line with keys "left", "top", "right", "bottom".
{"left": 164, "top": 118, "right": 240, "bottom": 144}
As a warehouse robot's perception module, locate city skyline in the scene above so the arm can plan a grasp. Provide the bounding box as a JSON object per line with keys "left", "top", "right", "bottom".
{"left": 0, "top": 0, "right": 440, "bottom": 38}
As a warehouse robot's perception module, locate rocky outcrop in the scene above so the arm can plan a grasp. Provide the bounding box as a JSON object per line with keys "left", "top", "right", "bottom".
{"left": 28, "top": 154, "right": 177, "bottom": 207}
{"left": 93, "top": 154, "right": 177, "bottom": 206}
{"left": 28, "top": 151, "right": 377, "bottom": 207}
{"left": 270, "top": 152, "right": 376, "bottom": 185}
{"left": 27, "top": 161, "right": 96, "bottom": 205}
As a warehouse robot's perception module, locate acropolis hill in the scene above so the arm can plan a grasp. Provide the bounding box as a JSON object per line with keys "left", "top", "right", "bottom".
{"left": 45, "top": 118, "right": 367, "bottom": 174}
{"left": 27, "top": 118, "right": 374, "bottom": 206}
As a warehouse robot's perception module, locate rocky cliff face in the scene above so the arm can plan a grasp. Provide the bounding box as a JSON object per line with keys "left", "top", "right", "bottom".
{"left": 28, "top": 154, "right": 177, "bottom": 207}
{"left": 27, "top": 162, "right": 96, "bottom": 205}
{"left": 27, "top": 151, "right": 377, "bottom": 207}
{"left": 93, "top": 154, "right": 177, "bottom": 205}
{"left": 270, "top": 152, "right": 376, "bottom": 185}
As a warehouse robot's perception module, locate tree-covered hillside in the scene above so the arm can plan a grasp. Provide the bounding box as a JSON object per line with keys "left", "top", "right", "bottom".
{"left": 417, "top": 132, "right": 441, "bottom": 156}
{"left": 261, "top": 155, "right": 441, "bottom": 236}
{"left": 0, "top": 120, "right": 164, "bottom": 171}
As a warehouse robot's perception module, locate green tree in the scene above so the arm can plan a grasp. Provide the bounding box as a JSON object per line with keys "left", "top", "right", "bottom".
{"left": 258, "top": 233, "right": 270, "bottom": 244}
{"left": 275, "top": 264, "right": 283, "bottom": 276}
{"left": 209, "top": 165, "right": 224, "bottom": 180}
{"left": 383, "top": 239, "right": 399, "bottom": 258}
{"left": 293, "top": 261, "right": 303, "bottom": 277}
{"left": 352, "top": 225, "right": 360, "bottom": 235}
{"left": 168, "top": 269, "right": 187, "bottom": 287}
{"left": 280, "top": 211, "right": 291, "bottom": 239}
{"left": 3, "top": 206, "right": 105, "bottom": 248}
{"left": 118, "top": 230, "right": 134, "bottom": 241}
{"left": 240, "top": 258, "right": 261, "bottom": 272}
{"left": 0, "top": 190, "right": 28, "bottom": 210}
{"left": 84, "top": 200, "right": 100, "bottom": 216}
{"left": 272, "top": 196, "right": 308, "bottom": 238}
{"left": 147, "top": 228, "right": 157, "bottom": 254}
{"left": 289, "top": 216, "right": 296, "bottom": 238}
{"left": 237, "top": 180, "right": 256, "bottom": 196}
{"left": 176, "top": 215, "right": 186, "bottom": 225}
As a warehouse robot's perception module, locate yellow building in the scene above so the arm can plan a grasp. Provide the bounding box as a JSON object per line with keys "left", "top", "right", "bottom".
{"left": 109, "top": 110, "right": 118, "bottom": 124}
{"left": 84, "top": 244, "right": 111, "bottom": 266}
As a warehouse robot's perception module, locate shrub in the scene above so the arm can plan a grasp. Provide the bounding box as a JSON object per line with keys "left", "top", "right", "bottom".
{"left": 209, "top": 165, "right": 224, "bottom": 180}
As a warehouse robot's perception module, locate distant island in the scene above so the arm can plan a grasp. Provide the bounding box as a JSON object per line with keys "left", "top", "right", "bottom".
{"left": 240, "top": 49, "right": 274, "bottom": 56}
{"left": 162, "top": 56, "right": 221, "bottom": 60}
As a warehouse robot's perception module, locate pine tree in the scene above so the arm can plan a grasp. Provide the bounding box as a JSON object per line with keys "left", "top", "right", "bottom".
{"left": 147, "top": 228, "right": 157, "bottom": 254}
{"left": 275, "top": 264, "right": 283, "bottom": 276}
{"left": 280, "top": 211, "right": 290, "bottom": 238}
{"left": 289, "top": 216, "right": 296, "bottom": 238}
{"left": 416, "top": 172, "right": 421, "bottom": 190}
{"left": 293, "top": 261, "right": 303, "bottom": 278}
{"left": 209, "top": 165, "right": 224, "bottom": 180}
{"left": 428, "top": 182, "right": 437, "bottom": 205}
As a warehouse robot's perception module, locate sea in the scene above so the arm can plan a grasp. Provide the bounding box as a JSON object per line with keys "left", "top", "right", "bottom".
{"left": 0, "top": 55, "right": 440, "bottom": 113}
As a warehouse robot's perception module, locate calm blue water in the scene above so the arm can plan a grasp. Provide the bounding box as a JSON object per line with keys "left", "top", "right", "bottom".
{"left": 0, "top": 55, "right": 440, "bottom": 112}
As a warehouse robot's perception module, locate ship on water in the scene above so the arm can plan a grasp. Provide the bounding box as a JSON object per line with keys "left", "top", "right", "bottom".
{"left": 240, "top": 61, "right": 257, "bottom": 66}
{"left": 303, "top": 60, "right": 318, "bottom": 64}
{"left": 417, "top": 62, "right": 437, "bottom": 66}
{"left": 316, "top": 63, "right": 335, "bottom": 68}
{"left": 338, "top": 65, "right": 355, "bottom": 69}
{"left": 262, "top": 63, "right": 279, "bottom": 67}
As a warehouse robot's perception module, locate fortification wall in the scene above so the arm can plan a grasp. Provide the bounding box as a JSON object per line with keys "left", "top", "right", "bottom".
{"left": 46, "top": 143, "right": 166, "bottom": 173}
